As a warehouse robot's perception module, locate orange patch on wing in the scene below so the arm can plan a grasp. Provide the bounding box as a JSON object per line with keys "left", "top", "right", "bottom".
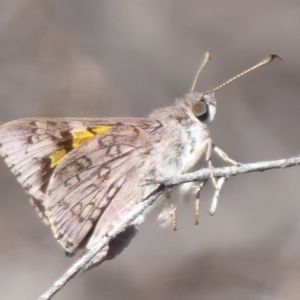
{"left": 50, "top": 149, "right": 67, "bottom": 168}
{"left": 71, "top": 130, "right": 94, "bottom": 148}
{"left": 71, "top": 126, "right": 112, "bottom": 147}
{"left": 49, "top": 125, "right": 112, "bottom": 168}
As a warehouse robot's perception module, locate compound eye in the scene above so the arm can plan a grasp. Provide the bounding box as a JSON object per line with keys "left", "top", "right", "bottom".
{"left": 192, "top": 100, "right": 209, "bottom": 121}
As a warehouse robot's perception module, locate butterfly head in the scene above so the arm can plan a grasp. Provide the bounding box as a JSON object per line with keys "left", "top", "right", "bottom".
{"left": 183, "top": 91, "right": 216, "bottom": 124}
{"left": 193, "top": 92, "right": 216, "bottom": 123}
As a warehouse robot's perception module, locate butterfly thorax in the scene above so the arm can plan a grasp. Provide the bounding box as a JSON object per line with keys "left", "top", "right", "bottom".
{"left": 140, "top": 92, "right": 216, "bottom": 225}
{"left": 147, "top": 92, "right": 214, "bottom": 177}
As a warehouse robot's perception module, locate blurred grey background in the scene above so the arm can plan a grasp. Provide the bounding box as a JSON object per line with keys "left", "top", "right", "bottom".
{"left": 0, "top": 1, "right": 300, "bottom": 299}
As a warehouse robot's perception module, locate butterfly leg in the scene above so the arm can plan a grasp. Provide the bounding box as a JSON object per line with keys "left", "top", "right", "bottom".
{"left": 210, "top": 177, "right": 227, "bottom": 215}
{"left": 213, "top": 145, "right": 239, "bottom": 166}
{"left": 194, "top": 179, "right": 208, "bottom": 225}
{"left": 204, "top": 139, "right": 239, "bottom": 189}
{"left": 205, "top": 138, "right": 219, "bottom": 189}
{"left": 170, "top": 208, "right": 177, "bottom": 231}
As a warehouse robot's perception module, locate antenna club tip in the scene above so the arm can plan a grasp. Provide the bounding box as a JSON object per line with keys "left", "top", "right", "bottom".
{"left": 205, "top": 51, "right": 211, "bottom": 59}
{"left": 270, "top": 53, "right": 283, "bottom": 61}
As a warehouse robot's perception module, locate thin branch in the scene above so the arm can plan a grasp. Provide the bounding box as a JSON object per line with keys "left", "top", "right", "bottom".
{"left": 142, "top": 156, "right": 300, "bottom": 186}
{"left": 39, "top": 155, "right": 300, "bottom": 300}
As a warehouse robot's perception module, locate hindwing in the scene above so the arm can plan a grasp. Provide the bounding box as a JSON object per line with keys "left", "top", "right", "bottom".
{"left": 45, "top": 125, "right": 149, "bottom": 254}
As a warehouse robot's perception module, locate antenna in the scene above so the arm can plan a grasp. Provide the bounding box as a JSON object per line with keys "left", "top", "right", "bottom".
{"left": 204, "top": 54, "right": 282, "bottom": 95}
{"left": 190, "top": 52, "right": 211, "bottom": 92}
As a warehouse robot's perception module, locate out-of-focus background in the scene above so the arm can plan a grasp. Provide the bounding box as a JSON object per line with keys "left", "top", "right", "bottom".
{"left": 0, "top": 1, "right": 300, "bottom": 299}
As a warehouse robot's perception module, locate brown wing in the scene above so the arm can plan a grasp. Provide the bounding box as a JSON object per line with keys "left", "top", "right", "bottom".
{"left": 45, "top": 125, "right": 150, "bottom": 254}
{"left": 0, "top": 117, "right": 160, "bottom": 224}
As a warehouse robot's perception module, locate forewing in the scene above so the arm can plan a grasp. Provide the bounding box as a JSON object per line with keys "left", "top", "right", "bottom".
{"left": 45, "top": 125, "right": 149, "bottom": 254}
{"left": 0, "top": 117, "right": 160, "bottom": 223}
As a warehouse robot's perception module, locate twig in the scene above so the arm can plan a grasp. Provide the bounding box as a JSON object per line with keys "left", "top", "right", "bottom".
{"left": 142, "top": 156, "right": 300, "bottom": 186}
{"left": 39, "top": 155, "right": 300, "bottom": 300}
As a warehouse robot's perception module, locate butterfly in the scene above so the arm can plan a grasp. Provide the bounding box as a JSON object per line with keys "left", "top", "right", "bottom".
{"left": 0, "top": 53, "right": 279, "bottom": 269}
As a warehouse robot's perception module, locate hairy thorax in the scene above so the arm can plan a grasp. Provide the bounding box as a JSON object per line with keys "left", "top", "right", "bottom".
{"left": 141, "top": 117, "right": 210, "bottom": 226}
